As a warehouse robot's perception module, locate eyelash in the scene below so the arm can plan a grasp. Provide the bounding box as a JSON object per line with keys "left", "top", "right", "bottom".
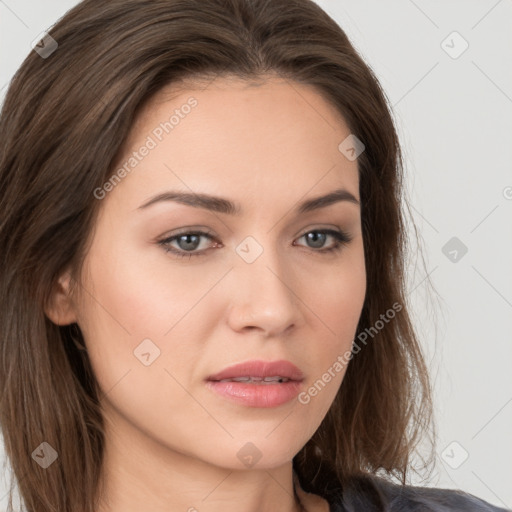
{"left": 157, "top": 228, "right": 353, "bottom": 259}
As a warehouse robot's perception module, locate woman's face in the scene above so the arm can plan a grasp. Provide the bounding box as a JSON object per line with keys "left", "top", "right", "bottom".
{"left": 59, "top": 76, "right": 366, "bottom": 470}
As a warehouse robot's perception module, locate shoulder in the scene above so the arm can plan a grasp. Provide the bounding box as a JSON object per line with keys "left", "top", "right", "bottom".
{"left": 376, "top": 477, "right": 510, "bottom": 512}
{"left": 327, "top": 474, "right": 511, "bottom": 512}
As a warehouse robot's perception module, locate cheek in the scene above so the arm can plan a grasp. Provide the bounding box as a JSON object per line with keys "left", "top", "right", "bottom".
{"left": 76, "top": 259, "right": 205, "bottom": 435}
{"left": 297, "top": 251, "right": 365, "bottom": 396}
{"left": 302, "top": 253, "right": 366, "bottom": 342}
{"left": 76, "top": 247, "right": 217, "bottom": 389}
{"left": 82, "top": 243, "right": 208, "bottom": 339}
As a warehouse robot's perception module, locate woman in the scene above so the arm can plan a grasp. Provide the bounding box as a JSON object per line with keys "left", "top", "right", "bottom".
{"left": 0, "top": 0, "right": 508, "bottom": 511}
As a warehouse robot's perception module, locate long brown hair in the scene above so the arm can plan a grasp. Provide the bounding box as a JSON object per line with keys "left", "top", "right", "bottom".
{"left": 0, "top": 0, "right": 437, "bottom": 510}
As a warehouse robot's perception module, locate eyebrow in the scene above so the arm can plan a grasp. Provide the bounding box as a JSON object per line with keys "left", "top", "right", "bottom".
{"left": 136, "top": 187, "right": 360, "bottom": 215}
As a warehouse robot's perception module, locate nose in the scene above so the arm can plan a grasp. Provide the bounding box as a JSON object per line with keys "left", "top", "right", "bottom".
{"left": 226, "top": 240, "right": 305, "bottom": 337}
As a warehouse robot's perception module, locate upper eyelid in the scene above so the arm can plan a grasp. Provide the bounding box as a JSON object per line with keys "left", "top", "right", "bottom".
{"left": 161, "top": 222, "right": 349, "bottom": 237}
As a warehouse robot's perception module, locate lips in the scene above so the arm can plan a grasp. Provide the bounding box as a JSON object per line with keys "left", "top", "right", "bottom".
{"left": 206, "top": 359, "right": 305, "bottom": 383}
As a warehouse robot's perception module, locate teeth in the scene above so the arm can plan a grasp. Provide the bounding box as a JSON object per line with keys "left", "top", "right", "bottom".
{"left": 262, "top": 376, "right": 290, "bottom": 382}
{"left": 218, "top": 376, "right": 290, "bottom": 383}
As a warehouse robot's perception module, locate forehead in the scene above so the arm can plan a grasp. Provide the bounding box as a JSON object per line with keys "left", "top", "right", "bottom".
{"left": 106, "top": 75, "right": 360, "bottom": 214}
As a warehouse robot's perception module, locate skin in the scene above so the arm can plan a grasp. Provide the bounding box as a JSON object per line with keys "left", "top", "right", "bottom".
{"left": 46, "top": 75, "right": 366, "bottom": 512}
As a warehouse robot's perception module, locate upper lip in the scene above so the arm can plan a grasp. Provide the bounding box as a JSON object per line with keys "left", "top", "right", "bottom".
{"left": 207, "top": 359, "right": 305, "bottom": 382}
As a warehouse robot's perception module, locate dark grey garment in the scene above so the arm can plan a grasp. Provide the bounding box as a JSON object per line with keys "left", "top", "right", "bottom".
{"left": 324, "top": 474, "right": 511, "bottom": 512}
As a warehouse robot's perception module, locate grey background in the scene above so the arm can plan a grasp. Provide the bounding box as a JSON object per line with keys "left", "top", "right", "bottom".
{"left": 1, "top": 0, "right": 511, "bottom": 509}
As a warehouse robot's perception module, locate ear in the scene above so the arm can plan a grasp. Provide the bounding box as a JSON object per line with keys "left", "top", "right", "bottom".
{"left": 44, "top": 269, "right": 78, "bottom": 325}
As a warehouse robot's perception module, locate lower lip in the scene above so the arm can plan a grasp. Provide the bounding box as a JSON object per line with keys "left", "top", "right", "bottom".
{"left": 205, "top": 380, "right": 303, "bottom": 408}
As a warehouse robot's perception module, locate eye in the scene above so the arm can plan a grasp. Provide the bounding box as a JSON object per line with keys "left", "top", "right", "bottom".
{"left": 294, "top": 229, "right": 353, "bottom": 254}
{"left": 158, "top": 229, "right": 219, "bottom": 259}
{"left": 157, "top": 228, "right": 353, "bottom": 259}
